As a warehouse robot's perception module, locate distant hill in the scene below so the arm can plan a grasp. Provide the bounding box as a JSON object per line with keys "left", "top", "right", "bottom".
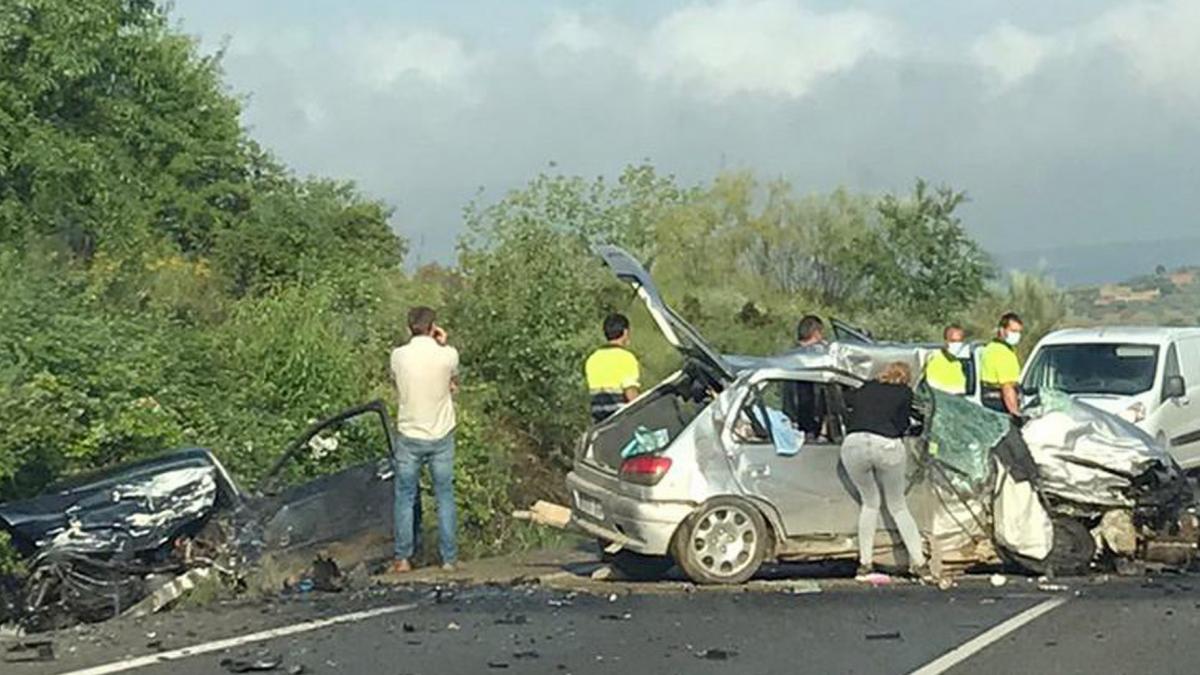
{"left": 993, "top": 236, "right": 1200, "bottom": 287}
{"left": 1067, "top": 266, "right": 1200, "bottom": 326}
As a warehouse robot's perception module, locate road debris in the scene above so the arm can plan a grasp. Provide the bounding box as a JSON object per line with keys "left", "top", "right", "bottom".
{"left": 494, "top": 613, "right": 528, "bottom": 625}
{"left": 511, "top": 501, "right": 572, "bottom": 529}
{"left": 124, "top": 568, "right": 214, "bottom": 619}
{"left": 4, "top": 639, "right": 55, "bottom": 663}
{"left": 447, "top": 621, "right": 461, "bottom": 631}
{"left": 599, "top": 612, "right": 632, "bottom": 621}
{"left": 590, "top": 566, "right": 615, "bottom": 581}
{"left": 219, "top": 651, "right": 283, "bottom": 672}
{"left": 865, "top": 631, "right": 903, "bottom": 641}
{"left": 695, "top": 648, "right": 737, "bottom": 660}
{"left": 990, "top": 574, "right": 1008, "bottom": 587}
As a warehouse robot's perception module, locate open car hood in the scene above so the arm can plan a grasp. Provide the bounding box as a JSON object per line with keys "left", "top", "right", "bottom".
{"left": 595, "top": 245, "right": 734, "bottom": 384}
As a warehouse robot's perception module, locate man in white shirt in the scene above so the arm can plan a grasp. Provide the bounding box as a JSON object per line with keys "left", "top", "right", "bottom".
{"left": 389, "top": 306, "right": 460, "bottom": 573}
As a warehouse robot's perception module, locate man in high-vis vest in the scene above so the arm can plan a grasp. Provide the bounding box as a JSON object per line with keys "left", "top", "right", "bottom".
{"left": 924, "top": 325, "right": 969, "bottom": 395}
{"left": 979, "top": 312, "right": 1024, "bottom": 417}
{"left": 585, "top": 314, "right": 641, "bottom": 423}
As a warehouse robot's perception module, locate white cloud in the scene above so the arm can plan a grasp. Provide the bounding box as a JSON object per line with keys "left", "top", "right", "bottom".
{"left": 971, "top": 23, "right": 1054, "bottom": 89}
{"left": 638, "top": 0, "right": 896, "bottom": 99}
{"left": 969, "top": 0, "right": 1200, "bottom": 102}
{"left": 344, "top": 28, "right": 480, "bottom": 92}
{"left": 538, "top": 12, "right": 610, "bottom": 54}
{"left": 1091, "top": 0, "right": 1200, "bottom": 102}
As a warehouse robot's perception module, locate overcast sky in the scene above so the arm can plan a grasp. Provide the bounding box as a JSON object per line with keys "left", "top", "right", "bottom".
{"left": 172, "top": 0, "right": 1200, "bottom": 266}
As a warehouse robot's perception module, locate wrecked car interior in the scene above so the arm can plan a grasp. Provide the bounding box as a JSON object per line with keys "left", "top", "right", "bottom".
{"left": 0, "top": 401, "right": 401, "bottom": 631}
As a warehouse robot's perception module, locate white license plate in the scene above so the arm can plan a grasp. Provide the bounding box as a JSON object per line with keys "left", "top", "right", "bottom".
{"left": 577, "top": 493, "right": 604, "bottom": 520}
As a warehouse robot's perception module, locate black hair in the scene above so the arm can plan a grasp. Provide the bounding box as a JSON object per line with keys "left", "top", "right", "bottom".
{"left": 604, "top": 313, "right": 630, "bottom": 341}
{"left": 797, "top": 315, "right": 825, "bottom": 342}
{"left": 998, "top": 312, "right": 1023, "bottom": 329}
{"left": 408, "top": 306, "right": 436, "bottom": 336}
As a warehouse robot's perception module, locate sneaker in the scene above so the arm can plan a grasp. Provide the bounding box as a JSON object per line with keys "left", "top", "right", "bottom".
{"left": 910, "top": 563, "right": 936, "bottom": 584}
{"left": 854, "top": 564, "right": 873, "bottom": 581}
{"left": 440, "top": 562, "right": 458, "bottom": 573}
{"left": 389, "top": 559, "right": 413, "bottom": 575}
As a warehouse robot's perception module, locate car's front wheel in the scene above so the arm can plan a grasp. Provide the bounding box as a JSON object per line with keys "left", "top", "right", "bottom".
{"left": 672, "top": 497, "right": 768, "bottom": 584}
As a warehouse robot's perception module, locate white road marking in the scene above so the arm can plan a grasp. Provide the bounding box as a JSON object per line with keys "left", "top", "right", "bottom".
{"left": 60, "top": 602, "right": 418, "bottom": 675}
{"left": 908, "top": 595, "right": 1069, "bottom": 675}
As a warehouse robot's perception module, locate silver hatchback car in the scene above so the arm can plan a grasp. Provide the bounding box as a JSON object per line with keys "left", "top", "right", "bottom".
{"left": 567, "top": 246, "right": 1193, "bottom": 584}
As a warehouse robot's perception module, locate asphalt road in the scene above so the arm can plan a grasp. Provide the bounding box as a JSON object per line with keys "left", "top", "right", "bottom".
{"left": 13, "top": 573, "right": 1200, "bottom": 675}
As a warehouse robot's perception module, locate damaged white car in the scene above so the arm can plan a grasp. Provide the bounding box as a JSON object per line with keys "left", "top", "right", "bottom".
{"left": 567, "top": 246, "right": 1196, "bottom": 584}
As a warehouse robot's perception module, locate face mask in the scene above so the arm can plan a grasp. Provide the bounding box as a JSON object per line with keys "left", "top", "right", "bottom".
{"left": 1004, "top": 331, "right": 1022, "bottom": 347}
{"left": 947, "top": 341, "right": 967, "bottom": 358}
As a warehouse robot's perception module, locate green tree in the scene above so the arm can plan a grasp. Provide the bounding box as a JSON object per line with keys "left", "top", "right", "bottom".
{"left": 866, "top": 179, "right": 994, "bottom": 325}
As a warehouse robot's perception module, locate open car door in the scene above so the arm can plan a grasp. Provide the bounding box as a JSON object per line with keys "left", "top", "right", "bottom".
{"left": 595, "top": 245, "right": 735, "bottom": 386}
{"left": 253, "top": 401, "right": 398, "bottom": 568}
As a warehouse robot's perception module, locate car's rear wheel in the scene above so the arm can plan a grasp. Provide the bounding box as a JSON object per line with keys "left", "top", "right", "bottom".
{"left": 672, "top": 497, "right": 768, "bottom": 585}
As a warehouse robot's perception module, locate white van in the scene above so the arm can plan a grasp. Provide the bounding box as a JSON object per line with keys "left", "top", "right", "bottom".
{"left": 1021, "top": 327, "right": 1200, "bottom": 469}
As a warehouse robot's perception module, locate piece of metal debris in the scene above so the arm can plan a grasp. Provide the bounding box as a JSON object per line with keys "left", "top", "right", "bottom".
{"left": 124, "top": 568, "right": 214, "bottom": 619}
{"left": 219, "top": 654, "right": 282, "bottom": 672}
{"left": 695, "top": 648, "right": 737, "bottom": 660}
{"left": 865, "top": 631, "right": 902, "bottom": 641}
{"left": 4, "top": 640, "right": 55, "bottom": 663}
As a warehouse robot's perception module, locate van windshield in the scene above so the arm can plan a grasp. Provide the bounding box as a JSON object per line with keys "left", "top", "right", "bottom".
{"left": 1023, "top": 343, "right": 1159, "bottom": 397}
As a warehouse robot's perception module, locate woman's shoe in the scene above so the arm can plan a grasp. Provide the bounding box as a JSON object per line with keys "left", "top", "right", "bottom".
{"left": 910, "top": 563, "right": 936, "bottom": 584}
{"left": 855, "top": 564, "right": 874, "bottom": 581}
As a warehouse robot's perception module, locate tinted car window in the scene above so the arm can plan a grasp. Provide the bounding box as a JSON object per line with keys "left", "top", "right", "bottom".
{"left": 1024, "top": 343, "right": 1159, "bottom": 397}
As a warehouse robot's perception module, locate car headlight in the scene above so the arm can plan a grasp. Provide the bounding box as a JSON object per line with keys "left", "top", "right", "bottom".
{"left": 1121, "top": 402, "right": 1146, "bottom": 424}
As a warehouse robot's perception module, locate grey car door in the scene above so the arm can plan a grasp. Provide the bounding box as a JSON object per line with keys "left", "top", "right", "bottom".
{"left": 728, "top": 380, "right": 862, "bottom": 538}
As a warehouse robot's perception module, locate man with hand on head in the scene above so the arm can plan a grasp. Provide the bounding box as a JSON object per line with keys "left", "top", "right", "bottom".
{"left": 389, "top": 306, "right": 459, "bottom": 574}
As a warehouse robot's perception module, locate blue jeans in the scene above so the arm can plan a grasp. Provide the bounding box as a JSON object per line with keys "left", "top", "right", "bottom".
{"left": 392, "top": 431, "right": 457, "bottom": 563}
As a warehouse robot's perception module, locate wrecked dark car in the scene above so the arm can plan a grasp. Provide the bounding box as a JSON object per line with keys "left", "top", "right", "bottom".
{"left": 0, "top": 401, "right": 401, "bottom": 630}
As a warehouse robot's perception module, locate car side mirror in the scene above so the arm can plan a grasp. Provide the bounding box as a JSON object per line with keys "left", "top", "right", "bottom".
{"left": 1165, "top": 375, "right": 1187, "bottom": 401}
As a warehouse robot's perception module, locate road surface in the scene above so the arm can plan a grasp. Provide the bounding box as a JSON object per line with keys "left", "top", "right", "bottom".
{"left": 8, "top": 560, "right": 1199, "bottom": 675}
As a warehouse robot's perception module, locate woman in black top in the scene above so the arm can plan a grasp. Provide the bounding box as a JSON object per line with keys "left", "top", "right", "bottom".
{"left": 841, "top": 362, "right": 929, "bottom": 580}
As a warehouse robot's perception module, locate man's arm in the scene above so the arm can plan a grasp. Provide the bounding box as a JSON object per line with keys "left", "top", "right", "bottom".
{"left": 1001, "top": 382, "right": 1020, "bottom": 417}
{"left": 622, "top": 356, "right": 641, "bottom": 403}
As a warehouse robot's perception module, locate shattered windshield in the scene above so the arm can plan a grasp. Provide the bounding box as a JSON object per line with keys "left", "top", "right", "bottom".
{"left": 1023, "top": 343, "right": 1159, "bottom": 397}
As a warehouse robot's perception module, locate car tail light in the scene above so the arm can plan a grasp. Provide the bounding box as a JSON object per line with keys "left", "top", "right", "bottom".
{"left": 620, "top": 456, "right": 672, "bottom": 486}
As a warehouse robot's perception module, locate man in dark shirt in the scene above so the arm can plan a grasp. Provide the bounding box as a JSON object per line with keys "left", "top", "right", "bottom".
{"left": 784, "top": 315, "right": 828, "bottom": 438}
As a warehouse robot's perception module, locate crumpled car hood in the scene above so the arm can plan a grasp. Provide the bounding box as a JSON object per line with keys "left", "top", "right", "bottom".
{"left": 1022, "top": 391, "right": 1180, "bottom": 508}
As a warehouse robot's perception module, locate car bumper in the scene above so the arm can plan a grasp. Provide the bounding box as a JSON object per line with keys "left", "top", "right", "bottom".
{"left": 566, "top": 469, "right": 694, "bottom": 556}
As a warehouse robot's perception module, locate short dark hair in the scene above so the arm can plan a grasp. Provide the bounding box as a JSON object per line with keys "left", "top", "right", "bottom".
{"left": 603, "top": 313, "right": 630, "bottom": 341}
{"left": 797, "top": 315, "right": 825, "bottom": 342}
{"left": 943, "top": 324, "right": 965, "bottom": 340}
{"left": 998, "top": 312, "right": 1023, "bottom": 330}
{"left": 408, "top": 306, "right": 436, "bottom": 336}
